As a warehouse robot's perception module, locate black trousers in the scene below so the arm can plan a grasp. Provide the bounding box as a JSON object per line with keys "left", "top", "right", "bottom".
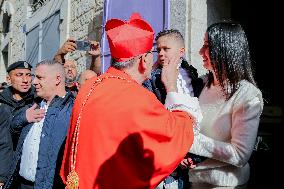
{"left": 18, "top": 176, "right": 34, "bottom": 189}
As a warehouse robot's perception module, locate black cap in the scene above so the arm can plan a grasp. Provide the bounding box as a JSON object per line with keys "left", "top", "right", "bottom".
{"left": 7, "top": 61, "right": 32, "bottom": 73}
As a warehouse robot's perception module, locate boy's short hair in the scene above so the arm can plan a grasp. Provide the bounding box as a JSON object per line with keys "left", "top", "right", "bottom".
{"left": 155, "top": 29, "right": 185, "bottom": 47}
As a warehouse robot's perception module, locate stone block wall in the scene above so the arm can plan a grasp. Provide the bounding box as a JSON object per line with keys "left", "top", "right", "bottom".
{"left": 0, "top": 0, "right": 26, "bottom": 82}
{"left": 10, "top": 0, "right": 26, "bottom": 64}
{"left": 171, "top": 0, "right": 231, "bottom": 76}
{"left": 0, "top": 0, "right": 231, "bottom": 82}
{"left": 170, "top": 0, "right": 208, "bottom": 76}
{"left": 68, "top": 0, "right": 103, "bottom": 74}
{"left": 2, "top": 0, "right": 104, "bottom": 78}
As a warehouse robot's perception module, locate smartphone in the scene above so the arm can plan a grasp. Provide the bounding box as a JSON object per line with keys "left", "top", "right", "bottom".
{"left": 75, "top": 40, "right": 91, "bottom": 51}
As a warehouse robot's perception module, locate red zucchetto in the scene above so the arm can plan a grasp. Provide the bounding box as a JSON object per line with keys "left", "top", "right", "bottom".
{"left": 105, "top": 13, "right": 154, "bottom": 62}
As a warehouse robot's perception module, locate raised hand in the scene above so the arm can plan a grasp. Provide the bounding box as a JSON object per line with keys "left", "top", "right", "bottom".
{"left": 58, "top": 38, "right": 76, "bottom": 55}
{"left": 161, "top": 55, "right": 180, "bottom": 92}
{"left": 89, "top": 41, "right": 102, "bottom": 75}
{"left": 88, "top": 41, "right": 101, "bottom": 57}
{"left": 54, "top": 38, "right": 76, "bottom": 64}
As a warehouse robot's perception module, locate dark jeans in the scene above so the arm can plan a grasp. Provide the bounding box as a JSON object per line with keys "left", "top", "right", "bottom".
{"left": 18, "top": 177, "right": 34, "bottom": 189}
{"left": 164, "top": 167, "right": 190, "bottom": 189}
{"left": 163, "top": 153, "right": 207, "bottom": 189}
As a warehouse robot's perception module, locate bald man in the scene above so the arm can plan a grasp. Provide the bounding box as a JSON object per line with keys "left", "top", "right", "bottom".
{"left": 63, "top": 60, "right": 79, "bottom": 96}
{"left": 78, "top": 69, "right": 97, "bottom": 88}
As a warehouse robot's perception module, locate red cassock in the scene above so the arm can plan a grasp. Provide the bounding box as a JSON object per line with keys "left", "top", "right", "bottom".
{"left": 60, "top": 67, "right": 194, "bottom": 189}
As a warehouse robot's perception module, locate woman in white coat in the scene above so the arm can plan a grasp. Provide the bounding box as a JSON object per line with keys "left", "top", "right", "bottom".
{"left": 188, "top": 21, "right": 263, "bottom": 189}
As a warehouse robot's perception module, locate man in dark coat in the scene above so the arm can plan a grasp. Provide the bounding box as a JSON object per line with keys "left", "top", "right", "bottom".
{"left": 0, "top": 107, "right": 13, "bottom": 187}
{"left": 0, "top": 61, "right": 34, "bottom": 150}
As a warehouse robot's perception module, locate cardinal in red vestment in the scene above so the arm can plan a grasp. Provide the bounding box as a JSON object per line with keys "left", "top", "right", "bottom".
{"left": 60, "top": 13, "right": 198, "bottom": 189}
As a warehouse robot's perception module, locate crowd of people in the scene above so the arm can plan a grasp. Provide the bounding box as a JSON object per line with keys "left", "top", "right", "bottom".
{"left": 0, "top": 13, "right": 263, "bottom": 189}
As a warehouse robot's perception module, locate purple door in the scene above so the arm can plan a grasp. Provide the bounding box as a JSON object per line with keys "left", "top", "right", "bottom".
{"left": 101, "top": 0, "right": 170, "bottom": 72}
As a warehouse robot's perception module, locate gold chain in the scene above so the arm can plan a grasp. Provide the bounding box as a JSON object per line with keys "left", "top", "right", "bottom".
{"left": 66, "top": 75, "right": 132, "bottom": 189}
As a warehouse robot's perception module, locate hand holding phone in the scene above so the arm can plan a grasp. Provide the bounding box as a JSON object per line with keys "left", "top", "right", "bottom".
{"left": 75, "top": 40, "right": 91, "bottom": 51}
{"left": 88, "top": 41, "right": 101, "bottom": 57}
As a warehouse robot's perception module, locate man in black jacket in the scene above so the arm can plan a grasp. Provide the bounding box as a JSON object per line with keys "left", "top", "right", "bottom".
{"left": 0, "top": 61, "right": 34, "bottom": 150}
{"left": 143, "top": 29, "right": 205, "bottom": 189}
{"left": 0, "top": 107, "right": 13, "bottom": 187}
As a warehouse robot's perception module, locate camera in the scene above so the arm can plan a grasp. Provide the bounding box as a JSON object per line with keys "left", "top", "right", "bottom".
{"left": 75, "top": 40, "right": 91, "bottom": 51}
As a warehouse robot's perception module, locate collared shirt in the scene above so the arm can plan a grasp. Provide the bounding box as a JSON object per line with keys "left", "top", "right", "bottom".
{"left": 19, "top": 101, "right": 48, "bottom": 182}
{"left": 177, "top": 68, "right": 194, "bottom": 97}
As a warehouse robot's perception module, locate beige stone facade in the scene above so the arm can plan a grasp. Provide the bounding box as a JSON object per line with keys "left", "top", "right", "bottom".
{"left": 0, "top": 0, "right": 104, "bottom": 82}
{"left": 0, "top": 0, "right": 231, "bottom": 82}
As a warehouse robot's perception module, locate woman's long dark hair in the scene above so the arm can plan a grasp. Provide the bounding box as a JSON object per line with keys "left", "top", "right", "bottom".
{"left": 206, "top": 21, "right": 256, "bottom": 100}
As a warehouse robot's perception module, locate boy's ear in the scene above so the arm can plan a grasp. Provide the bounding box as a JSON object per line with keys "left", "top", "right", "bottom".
{"left": 180, "top": 47, "right": 185, "bottom": 58}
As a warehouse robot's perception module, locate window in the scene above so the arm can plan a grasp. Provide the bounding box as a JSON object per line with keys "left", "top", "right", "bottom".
{"left": 26, "top": 11, "right": 60, "bottom": 66}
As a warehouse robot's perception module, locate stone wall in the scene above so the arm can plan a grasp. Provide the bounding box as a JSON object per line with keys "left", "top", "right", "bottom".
{"left": 10, "top": 0, "right": 26, "bottom": 63}
{"left": 0, "top": 0, "right": 231, "bottom": 82}
{"left": 171, "top": 0, "right": 231, "bottom": 76}
{"left": 169, "top": 0, "right": 208, "bottom": 76}
{"left": 170, "top": 0, "right": 186, "bottom": 38}
{"left": 68, "top": 0, "right": 103, "bottom": 74}
{"left": 0, "top": 0, "right": 104, "bottom": 81}
{"left": 0, "top": 0, "right": 26, "bottom": 82}
{"left": 188, "top": 0, "right": 208, "bottom": 76}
